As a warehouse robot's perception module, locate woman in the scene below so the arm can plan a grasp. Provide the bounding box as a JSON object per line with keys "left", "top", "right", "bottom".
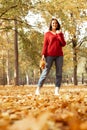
{"left": 35, "top": 18, "right": 66, "bottom": 95}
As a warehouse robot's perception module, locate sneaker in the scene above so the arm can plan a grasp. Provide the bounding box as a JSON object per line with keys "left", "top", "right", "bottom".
{"left": 54, "top": 87, "right": 59, "bottom": 95}
{"left": 35, "top": 87, "right": 40, "bottom": 95}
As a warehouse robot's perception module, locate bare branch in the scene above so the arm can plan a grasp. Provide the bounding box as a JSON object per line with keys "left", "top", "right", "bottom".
{"left": 0, "top": 17, "right": 32, "bottom": 28}
{"left": 77, "top": 36, "right": 87, "bottom": 48}
{"left": 0, "top": 5, "right": 17, "bottom": 18}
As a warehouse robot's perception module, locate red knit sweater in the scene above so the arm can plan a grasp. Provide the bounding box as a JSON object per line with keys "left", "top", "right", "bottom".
{"left": 42, "top": 31, "right": 66, "bottom": 56}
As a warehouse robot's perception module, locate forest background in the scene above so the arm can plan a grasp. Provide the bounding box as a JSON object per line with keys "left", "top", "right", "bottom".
{"left": 0, "top": 0, "right": 87, "bottom": 86}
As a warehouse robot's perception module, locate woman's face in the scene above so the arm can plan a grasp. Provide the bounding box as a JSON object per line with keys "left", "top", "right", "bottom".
{"left": 51, "top": 20, "right": 58, "bottom": 30}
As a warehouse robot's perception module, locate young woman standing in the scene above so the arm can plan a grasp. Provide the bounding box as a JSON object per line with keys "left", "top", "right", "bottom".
{"left": 35, "top": 18, "right": 66, "bottom": 95}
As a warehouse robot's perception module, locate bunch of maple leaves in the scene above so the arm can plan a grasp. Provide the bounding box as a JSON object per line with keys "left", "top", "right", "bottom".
{"left": 0, "top": 85, "right": 87, "bottom": 130}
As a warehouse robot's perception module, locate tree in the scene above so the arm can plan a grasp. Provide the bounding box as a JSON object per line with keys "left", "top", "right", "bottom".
{"left": 14, "top": 18, "right": 19, "bottom": 85}
{"left": 18, "top": 30, "right": 43, "bottom": 84}
{"left": 0, "top": 0, "right": 34, "bottom": 85}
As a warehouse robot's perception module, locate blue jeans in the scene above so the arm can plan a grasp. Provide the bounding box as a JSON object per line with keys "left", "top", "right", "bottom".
{"left": 38, "top": 56, "right": 63, "bottom": 88}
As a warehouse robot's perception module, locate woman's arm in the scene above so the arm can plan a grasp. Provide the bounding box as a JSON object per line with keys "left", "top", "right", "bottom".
{"left": 57, "top": 31, "right": 66, "bottom": 47}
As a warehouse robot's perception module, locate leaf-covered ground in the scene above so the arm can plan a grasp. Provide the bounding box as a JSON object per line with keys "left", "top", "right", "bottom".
{"left": 0, "top": 85, "right": 87, "bottom": 130}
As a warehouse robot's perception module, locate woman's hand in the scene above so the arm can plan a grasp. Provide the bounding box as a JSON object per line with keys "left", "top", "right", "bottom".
{"left": 41, "top": 55, "right": 45, "bottom": 60}
{"left": 56, "top": 30, "right": 62, "bottom": 34}
{"left": 40, "top": 55, "right": 46, "bottom": 69}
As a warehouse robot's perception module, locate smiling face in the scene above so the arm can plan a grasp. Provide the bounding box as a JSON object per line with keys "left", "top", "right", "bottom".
{"left": 49, "top": 18, "right": 60, "bottom": 31}
{"left": 51, "top": 20, "right": 58, "bottom": 31}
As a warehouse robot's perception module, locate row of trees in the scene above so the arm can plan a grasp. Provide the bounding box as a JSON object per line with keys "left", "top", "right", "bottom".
{"left": 0, "top": 0, "right": 87, "bottom": 86}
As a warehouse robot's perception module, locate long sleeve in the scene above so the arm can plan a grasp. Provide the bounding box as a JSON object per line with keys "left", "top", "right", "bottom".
{"left": 57, "top": 32, "right": 66, "bottom": 47}
{"left": 42, "top": 33, "right": 48, "bottom": 56}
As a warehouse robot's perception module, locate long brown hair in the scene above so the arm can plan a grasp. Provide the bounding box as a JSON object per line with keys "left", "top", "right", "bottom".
{"left": 49, "top": 18, "right": 61, "bottom": 31}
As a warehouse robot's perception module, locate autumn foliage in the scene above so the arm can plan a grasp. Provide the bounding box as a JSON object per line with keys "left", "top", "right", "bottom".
{"left": 40, "top": 59, "right": 46, "bottom": 70}
{"left": 0, "top": 85, "right": 87, "bottom": 130}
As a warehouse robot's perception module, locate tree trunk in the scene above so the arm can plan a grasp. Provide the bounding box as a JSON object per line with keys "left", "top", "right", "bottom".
{"left": 6, "top": 51, "right": 10, "bottom": 85}
{"left": 72, "top": 34, "right": 78, "bottom": 85}
{"left": 73, "top": 47, "right": 78, "bottom": 85}
{"left": 26, "top": 73, "right": 29, "bottom": 85}
{"left": 2, "top": 50, "right": 5, "bottom": 85}
{"left": 14, "top": 19, "right": 19, "bottom": 85}
{"left": 6, "top": 32, "right": 10, "bottom": 85}
{"left": 82, "top": 73, "right": 84, "bottom": 84}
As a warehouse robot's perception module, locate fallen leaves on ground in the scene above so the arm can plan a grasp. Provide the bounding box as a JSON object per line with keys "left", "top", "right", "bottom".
{"left": 0, "top": 85, "right": 87, "bottom": 130}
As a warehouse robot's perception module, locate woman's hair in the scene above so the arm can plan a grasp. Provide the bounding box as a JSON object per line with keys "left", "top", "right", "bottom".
{"left": 49, "top": 18, "right": 61, "bottom": 31}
